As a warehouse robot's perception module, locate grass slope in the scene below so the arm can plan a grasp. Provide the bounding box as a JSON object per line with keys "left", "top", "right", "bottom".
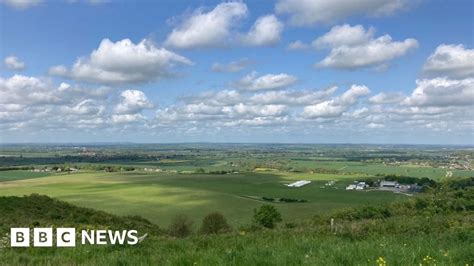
{"left": 0, "top": 178, "right": 472, "bottom": 265}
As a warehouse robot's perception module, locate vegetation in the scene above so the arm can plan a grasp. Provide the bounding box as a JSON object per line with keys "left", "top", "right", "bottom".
{"left": 0, "top": 144, "right": 472, "bottom": 264}
{"left": 0, "top": 178, "right": 472, "bottom": 265}
{"left": 199, "top": 212, "right": 231, "bottom": 235}
{"left": 168, "top": 214, "right": 193, "bottom": 238}
{"left": 253, "top": 205, "right": 282, "bottom": 229}
{"left": 0, "top": 194, "right": 161, "bottom": 236}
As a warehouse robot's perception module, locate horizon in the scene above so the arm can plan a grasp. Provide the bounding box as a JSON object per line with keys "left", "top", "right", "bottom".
{"left": 1, "top": 141, "right": 473, "bottom": 147}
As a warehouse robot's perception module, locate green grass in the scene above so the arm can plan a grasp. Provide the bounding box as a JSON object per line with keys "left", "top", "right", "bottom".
{"left": 0, "top": 183, "right": 472, "bottom": 266}
{"left": 2, "top": 231, "right": 471, "bottom": 266}
{"left": 0, "top": 170, "right": 52, "bottom": 182}
{"left": 0, "top": 171, "right": 403, "bottom": 227}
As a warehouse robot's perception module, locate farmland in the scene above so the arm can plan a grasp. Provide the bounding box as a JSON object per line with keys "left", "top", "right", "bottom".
{"left": 0, "top": 143, "right": 472, "bottom": 226}
{"left": 0, "top": 171, "right": 402, "bottom": 226}
{"left": 0, "top": 144, "right": 473, "bottom": 265}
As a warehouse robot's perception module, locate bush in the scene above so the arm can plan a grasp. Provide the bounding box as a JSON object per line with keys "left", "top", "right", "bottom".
{"left": 253, "top": 205, "right": 282, "bottom": 229}
{"left": 168, "top": 214, "right": 193, "bottom": 238}
{"left": 199, "top": 212, "right": 231, "bottom": 235}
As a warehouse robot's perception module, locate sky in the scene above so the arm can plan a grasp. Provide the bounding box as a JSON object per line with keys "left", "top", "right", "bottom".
{"left": 0, "top": 0, "right": 473, "bottom": 144}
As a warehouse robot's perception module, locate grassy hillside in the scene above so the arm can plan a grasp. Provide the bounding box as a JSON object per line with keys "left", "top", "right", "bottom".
{"left": 0, "top": 178, "right": 472, "bottom": 265}
{"left": 0, "top": 194, "right": 161, "bottom": 236}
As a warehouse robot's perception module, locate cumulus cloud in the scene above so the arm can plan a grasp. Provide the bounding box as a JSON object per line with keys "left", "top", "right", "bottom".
{"left": 303, "top": 85, "right": 370, "bottom": 118}
{"left": 164, "top": 2, "right": 247, "bottom": 49}
{"left": 403, "top": 78, "right": 474, "bottom": 107}
{"left": 115, "top": 90, "right": 153, "bottom": 114}
{"left": 49, "top": 38, "right": 192, "bottom": 85}
{"left": 0, "top": 75, "right": 121, "bottom": 132}
{"left": 233, "top": 72, "right": 297, "bottom": 91}
{"left": 61, "top": 99, "right": 104, "bottom": 115}
{"left": 110, "top": 113, "right": 145, "bottom": 124}
{"left": 211, "top": 58, "right": 252, "bottom": 73}
{"left": 240, "top": 15, "right": 283, "bottom": 46}
{"left": 314, "top": 24, "right": 418, "bottom": 70}
{"left": 275, "top": 0, "right": 415, "bottom": 26}
{"left": 0, "top": 74, "right": 162, "bottom": 134}
{"left": 4, "top": 56, "right": 26, "bottom": 70}
{"left": 223, "top": 103, "right": 288, "bottom": 117}
{"left": 0, "top": 75, "right": 63, "bottom": 105}
{"left": 369, "top": 92, "right": 405, "bottom": 104}
{"left": 312, "top": 24, "right": 373, "bottom": 48}
{"left": 249, "top": 86, "right": 337, "bottom": 106}
{"left": 287, "top": 40, "right": 309, "bottom": 50}
{"left": 422, "top": 44, "right": 474, "bottom": 79}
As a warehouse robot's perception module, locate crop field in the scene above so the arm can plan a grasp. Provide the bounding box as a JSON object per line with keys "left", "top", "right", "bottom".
{"left": 289, "top": 159, "right": 472, "bottom": 179}
{"left": 0, "top": 170, "right": 52, "bottom": 182}
{"left": 0, "top": 144, "right": 472, "bottom": 265}
{"left": 0, "top": 170, "right": 403, "bottom": 226}
{"left": 1, "top": 144, "right": 473, "bottom": 227}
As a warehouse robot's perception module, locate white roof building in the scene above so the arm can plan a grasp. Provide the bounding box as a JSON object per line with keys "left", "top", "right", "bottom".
{"left": 287, "top": 180, "right": 311, "bottom": 188}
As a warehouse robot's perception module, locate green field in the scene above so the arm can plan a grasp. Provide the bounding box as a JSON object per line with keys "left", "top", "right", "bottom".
{"left": 0, "top": 170, "right": 403, "bottom": 226}
{"left": 0, "top": 170, "right": 52, "bottom": 182}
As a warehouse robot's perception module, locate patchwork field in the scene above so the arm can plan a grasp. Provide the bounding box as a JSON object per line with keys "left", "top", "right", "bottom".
{"left": 0, "top": 170, "right": 403, "bottom": 226}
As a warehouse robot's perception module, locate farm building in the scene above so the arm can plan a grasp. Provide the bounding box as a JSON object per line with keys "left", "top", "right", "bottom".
{"left": 380, "top": 181, "right": 398, "bottom": 188}
{"left": 287, "top": 180, "right": 311, "bottom": 188}
{"left": 346, "top": 181, "right": 368, "bottom": 190}
{"left": 345, "top": 184, "right": 356, "bottom": 190}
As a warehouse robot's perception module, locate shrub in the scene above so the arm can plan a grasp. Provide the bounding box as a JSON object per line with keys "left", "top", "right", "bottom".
{"left": 199, "top": 212, "right": 231, "bottom": 235}
{"left": 253, "top": 205, "right": 282, "bottom": 229}
{"left": 168, "top": 214, "right": 193, "bottom": 238}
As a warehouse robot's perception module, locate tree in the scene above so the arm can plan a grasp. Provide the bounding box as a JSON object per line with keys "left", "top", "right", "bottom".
{"left": 253, "top": 205, "right": 282, "bottom": 229}
{"left": 199, "top": 212, "right": 231, "bottom": 235}
{"left": 168, "top": 214, "right": 193, "bottom": 238}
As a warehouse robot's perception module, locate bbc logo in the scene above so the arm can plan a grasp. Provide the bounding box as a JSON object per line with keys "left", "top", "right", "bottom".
{"left": 10, "top": 228, "right": 76, "bottom": 247}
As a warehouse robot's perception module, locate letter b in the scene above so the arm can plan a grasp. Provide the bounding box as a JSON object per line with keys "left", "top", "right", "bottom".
{"left": 10, "top": 228, "right": 30, "bottom": 247}
{"left": 34, "top": 228, "right": 53, "bottom": 247}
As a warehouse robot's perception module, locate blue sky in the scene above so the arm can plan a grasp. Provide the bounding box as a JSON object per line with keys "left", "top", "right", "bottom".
{"left": 0, "top": 0, "right": 473, "bottom": 144}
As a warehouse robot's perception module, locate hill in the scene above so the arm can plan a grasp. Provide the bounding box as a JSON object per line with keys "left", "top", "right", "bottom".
{"left": 0, "top": 178, "right": 472, "bottom": 265}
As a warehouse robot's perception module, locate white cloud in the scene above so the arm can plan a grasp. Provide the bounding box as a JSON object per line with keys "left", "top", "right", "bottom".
{"left": 404, "top": 78, "right": 474, "bottom": 107}
{"left": 422, "top": 44, "right": 474, "bottom": 79}
{"left": 315, "top": 24, "right": 418, "bottom": 69}
{"left": 312, "top": 24, "right": 374, "bottom": 48}
{"left": 369, "top": 92, "right": 405, "bottom": 104}
{"left": 49, "top": 38, "right": 192, "bottom": 85}
{"left": 233, "top": 72, "right": 297, "bottom": 91}
{"left": 249, "top": 86, "right": 337, "bottom": 106}
{"left": 4, "top": 56, "right": 26, "bottom": 70}
{"left": 287, "top": 40, "right": 309, "bottom": 50}
{"left": 275, "top": 0, "right": 414, "bottom": 26}
{"left": 164, "top": 2, "right": 247, "bottom": 49}
{"left": 302, "top": 100, "right": 346, "bottom": 118}
{"left": 110, "top": 114, "right": 145, "bottom": 124}
{"left": 303, "top": 85, "right": 370, "bottom": 118}
{"left": 115, "top": 90, "right": 153, "bottom": 114}
{"left": 240, "top": 15, "right": 283, "bottom": 46}
{"left": 211, "top": 58, "right": 251, "bottom": 73}
{"left": 339, "top": 85, "right": 371, "bottom": 105}
{"left": 0, "top": 75, "right": 62, "bottom": 105}
{"left": 223, "top": 103, "right": 287, "bottom": 117}
{"left": 1, "top": 0, "right": 42, "bottom": 9}
{"left": 367, "top": 122, "right": 385, "bottom": 129}
{"left": 61, "top": 99, "right": 104, "bottom": 115}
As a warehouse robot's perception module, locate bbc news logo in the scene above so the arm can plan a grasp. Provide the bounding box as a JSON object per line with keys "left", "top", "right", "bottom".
{"left": 10, "top": 228, "right": 139, "bottom": 247}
